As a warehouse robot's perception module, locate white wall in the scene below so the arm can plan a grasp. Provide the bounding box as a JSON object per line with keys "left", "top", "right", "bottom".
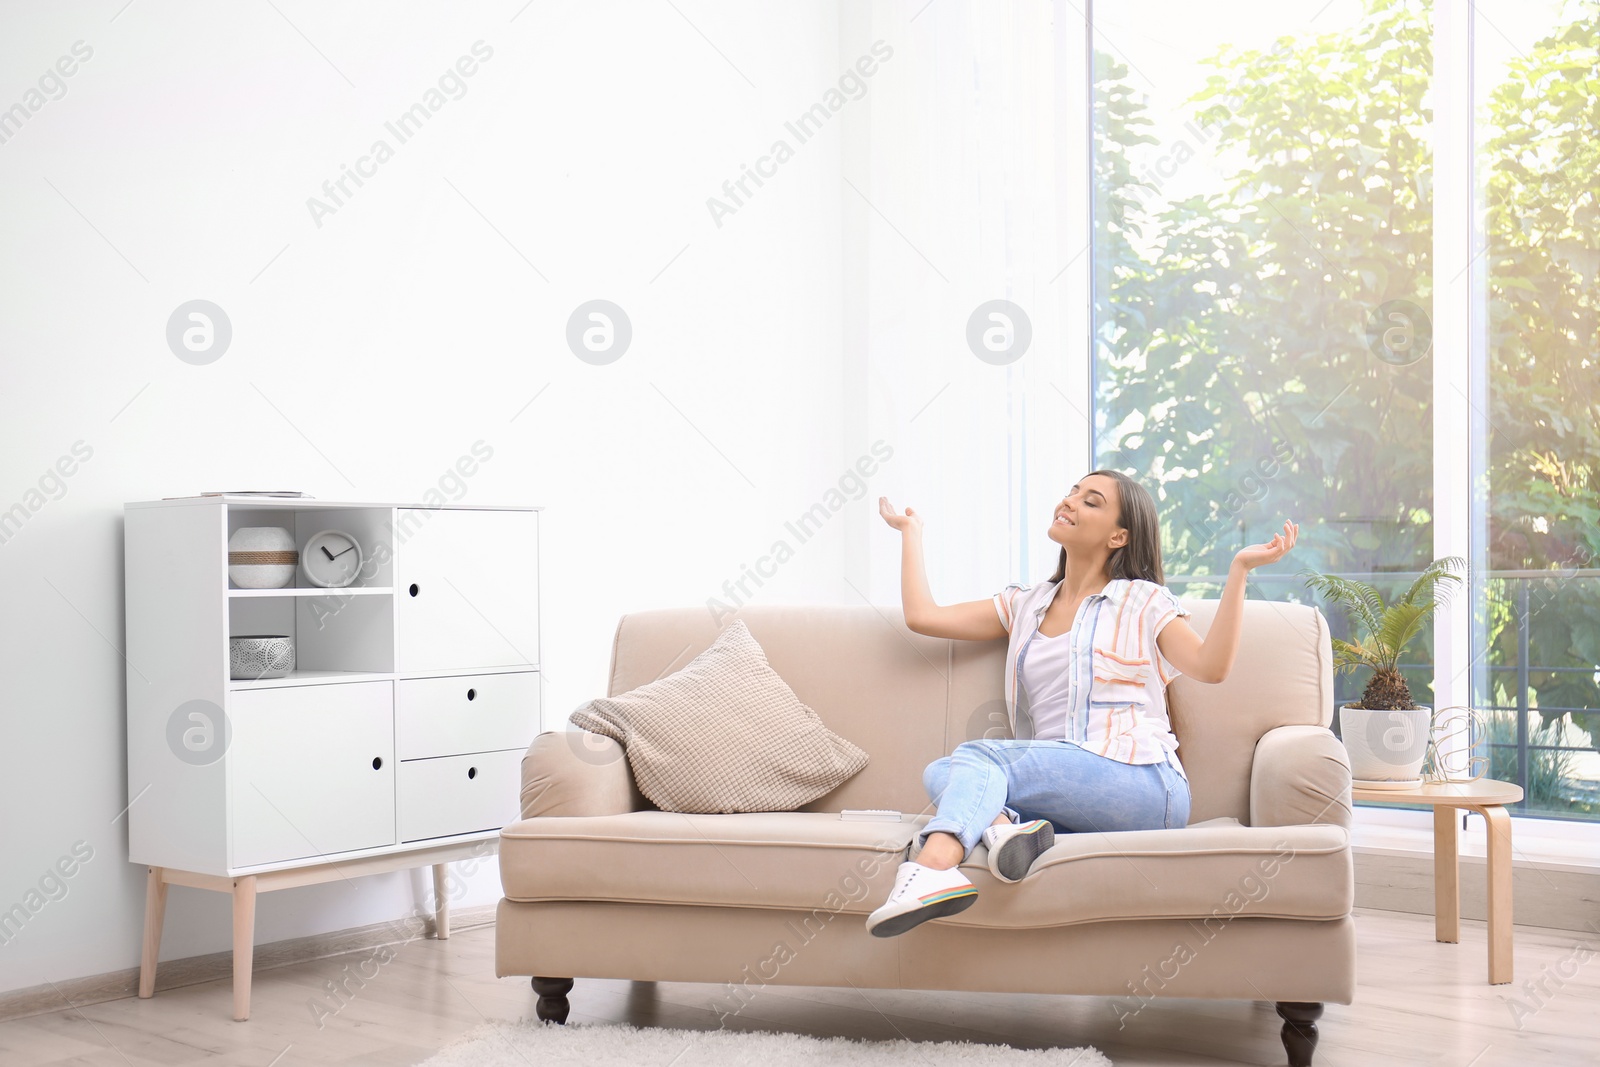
{"left": 0, "top": 0, "right": 864, "bottom": 995}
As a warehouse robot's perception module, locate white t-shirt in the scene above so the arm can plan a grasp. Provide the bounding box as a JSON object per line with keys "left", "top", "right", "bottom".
{"left": 1019, "top": 625, "right": 1081, "bottom": 742}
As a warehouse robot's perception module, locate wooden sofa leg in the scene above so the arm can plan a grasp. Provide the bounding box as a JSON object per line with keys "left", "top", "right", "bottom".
{"left": 1275, "top": 1002, "right": 1323, "bottom": 1067}
{"left": 532, "top": 977, "right": 574, "bottom": 1024}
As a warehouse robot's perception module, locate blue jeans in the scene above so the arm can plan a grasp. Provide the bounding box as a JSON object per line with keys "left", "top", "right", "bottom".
{"left": 918, "top": 739, "right": 1192, "bottom": 857}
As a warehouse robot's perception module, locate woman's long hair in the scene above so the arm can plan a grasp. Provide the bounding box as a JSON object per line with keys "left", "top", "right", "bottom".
{"left": 1047, "top": 469, "right": 1165, "bottom": 586}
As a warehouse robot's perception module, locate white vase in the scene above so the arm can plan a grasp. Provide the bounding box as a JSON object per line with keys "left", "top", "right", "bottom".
{"left": 229, "top": 634, "right": 295, "bottom": 679}
{"left": 228, "top": 526, "right": 297, "bottom": 588}
{"left": 1339, "top": 705, "right": 1432, "bottom": 783}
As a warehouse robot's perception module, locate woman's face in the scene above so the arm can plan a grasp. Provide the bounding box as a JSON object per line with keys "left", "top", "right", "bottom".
{"left": 1049, "top": 474, "right": 1127, "bottom": 552}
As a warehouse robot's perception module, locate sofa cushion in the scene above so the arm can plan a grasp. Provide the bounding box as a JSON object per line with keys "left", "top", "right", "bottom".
{"left": 569, "top": 620, "right": 869, "bottom": 814}
{"left": 501, "top": 811, "right": 917, "bottom": 914}
{"left": 947, "top": 818, "right": 1352, "bottom": 929}
{"left": 499, "top": 812, "right": 1351, "bottom": 927}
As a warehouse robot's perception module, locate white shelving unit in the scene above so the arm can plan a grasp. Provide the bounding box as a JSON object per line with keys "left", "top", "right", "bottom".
{"left": 123, "top": 495, "right": 541, "bottom": 1020}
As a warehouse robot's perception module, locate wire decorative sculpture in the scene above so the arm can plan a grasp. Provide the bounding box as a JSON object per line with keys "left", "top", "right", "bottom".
{"left": 1422, "top": 705, "right": 1490, "bottom": 784}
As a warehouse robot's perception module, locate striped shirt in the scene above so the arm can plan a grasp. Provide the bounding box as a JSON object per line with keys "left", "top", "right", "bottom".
{"left": 992, "top": 577, "right": 1192, "bottom": 777}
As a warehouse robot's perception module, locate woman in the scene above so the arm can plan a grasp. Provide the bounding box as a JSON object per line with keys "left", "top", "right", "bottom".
{"left": 865, "top": 469, "right": 1297, "bottom": 937}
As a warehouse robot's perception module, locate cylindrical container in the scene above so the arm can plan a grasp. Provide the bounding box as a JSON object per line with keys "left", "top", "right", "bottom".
{"left": 229, "top": 635, "right": 295, "bottom": 680}
{"left": 228, "top": 527, "right": 298, "bottom": 588}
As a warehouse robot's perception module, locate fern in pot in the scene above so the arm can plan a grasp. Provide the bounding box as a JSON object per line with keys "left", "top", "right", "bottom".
{"left": 1300, "top": 557, "right": 1466, "bottom": 785}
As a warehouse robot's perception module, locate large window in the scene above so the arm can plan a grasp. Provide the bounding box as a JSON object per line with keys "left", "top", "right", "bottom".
{"left": 1090, "top": 0, "right": 1598, "bottom": 820}
{"left": 1472, "top": 0, "right": 1600, "bottom": 818}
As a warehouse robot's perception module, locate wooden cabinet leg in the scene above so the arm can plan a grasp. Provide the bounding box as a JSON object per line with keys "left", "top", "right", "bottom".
{"left": 1433, "top": 804, "right": 1460, "bottom": 944}
{"left": 232, "top": 876, "right": 257, "bottom": 1022}
{"left": 1483, "top": 805, "right": 1514, "bottom": 984}
{"left": 432, "top": 863, "right": 450, "bottom": 940}
{"left": 138, "top": 867, "right": 168, "bottom": 998}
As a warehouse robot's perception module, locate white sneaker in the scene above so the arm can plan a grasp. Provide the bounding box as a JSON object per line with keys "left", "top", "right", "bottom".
{"left": 982, "top": 819, "right": 1055, "bottom": 883}
{"left": 864, "top": 861, "right": 978, "bottom": 938}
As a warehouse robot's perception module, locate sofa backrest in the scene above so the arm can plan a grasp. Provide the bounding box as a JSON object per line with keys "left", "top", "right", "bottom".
{"left": 604, "top": 599, "right": 1333, "bottom": 825}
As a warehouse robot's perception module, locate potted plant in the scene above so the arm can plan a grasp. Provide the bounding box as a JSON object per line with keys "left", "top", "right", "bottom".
{"left": 1300, "top": 556, "right": 1467, "bottom": 785}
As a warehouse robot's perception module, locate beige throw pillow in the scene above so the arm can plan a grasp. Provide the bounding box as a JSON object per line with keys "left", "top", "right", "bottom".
{"left": 568, "top": 619, "right": 869, "bottom": 814}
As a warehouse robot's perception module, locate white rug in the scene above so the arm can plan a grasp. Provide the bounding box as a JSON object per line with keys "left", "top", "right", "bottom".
{"left": 418, "top": 1020, "right": 1112, "bottom": 1066}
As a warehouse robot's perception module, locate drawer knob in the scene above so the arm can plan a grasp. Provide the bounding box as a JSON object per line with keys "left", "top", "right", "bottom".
{"left": 372, "top": 756, "right": 383, "bottom": 770}
{"left": 466, "top": 688, "right": 477, "bottom": 701}
{"left": 467, "top": 766, "right": 477, "bottom": 780}
{"left": 408, "top": 583, "right": 420, "bottom": 597}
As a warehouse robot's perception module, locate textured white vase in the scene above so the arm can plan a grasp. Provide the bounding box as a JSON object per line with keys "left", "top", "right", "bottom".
{"left": 1340, "top": 705, "right": 1431, "bottom": 783}
{"left": 229, "top": 635, "right": 295, "bottom": 679}
{"left": 228, "top": 526, "right": 297, "bottom": 588}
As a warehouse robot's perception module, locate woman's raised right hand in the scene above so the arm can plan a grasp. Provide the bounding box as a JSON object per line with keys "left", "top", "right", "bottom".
{"left": 878, "top": 497, "right": 923, "bottom": 536}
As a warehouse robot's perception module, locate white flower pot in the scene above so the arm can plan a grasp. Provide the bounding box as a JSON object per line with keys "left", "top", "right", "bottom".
{"left": 1339, "top": 704, "right": 1432, "bottom": 785}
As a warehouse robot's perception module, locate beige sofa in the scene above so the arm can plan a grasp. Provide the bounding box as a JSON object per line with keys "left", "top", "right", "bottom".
{"left": 496, "top": 601, "right": 1355, "bottom": 1066}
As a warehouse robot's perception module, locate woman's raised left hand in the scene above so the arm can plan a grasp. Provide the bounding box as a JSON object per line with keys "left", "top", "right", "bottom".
{"left": 1232, "top": 519, "right": 1298, "bottom": 571}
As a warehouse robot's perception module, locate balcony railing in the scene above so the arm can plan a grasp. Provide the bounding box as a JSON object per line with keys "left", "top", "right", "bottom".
{"left": 1165, "top": 569, "right": 1600, "bottom": 821}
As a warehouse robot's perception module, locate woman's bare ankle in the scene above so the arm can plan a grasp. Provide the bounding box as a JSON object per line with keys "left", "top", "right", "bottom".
{"left": 916, "top": 832, "right": 965, "bottom": 870}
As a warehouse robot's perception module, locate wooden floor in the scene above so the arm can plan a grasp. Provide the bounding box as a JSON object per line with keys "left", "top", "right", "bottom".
{"left": 3, "top": 907, "right": 1595, "bottom": 1066}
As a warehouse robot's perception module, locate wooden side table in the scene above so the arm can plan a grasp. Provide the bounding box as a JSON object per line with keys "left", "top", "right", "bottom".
{"left": 1350, "top": 778, "right": 1524, "bottom": 984}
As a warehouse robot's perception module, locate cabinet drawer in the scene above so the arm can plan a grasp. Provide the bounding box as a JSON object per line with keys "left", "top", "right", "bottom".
{"left": 397, "top": 749, "right": 524, "bottom": 842}
{"left": 395, "top": 672, "right": 540, "bottom": 760}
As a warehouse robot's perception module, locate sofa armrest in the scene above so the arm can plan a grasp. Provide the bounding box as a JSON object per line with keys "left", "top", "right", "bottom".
{"left": 518, "top": 730, "right": 646, "bottom": 819}
{"left": 1249, "top": 724, "right": 1353, "bottom": 829}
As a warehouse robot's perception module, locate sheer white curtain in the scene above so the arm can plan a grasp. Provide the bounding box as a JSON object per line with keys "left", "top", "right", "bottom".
{"left": 847, "top": 1, "right": 1090, "bottom": 608}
